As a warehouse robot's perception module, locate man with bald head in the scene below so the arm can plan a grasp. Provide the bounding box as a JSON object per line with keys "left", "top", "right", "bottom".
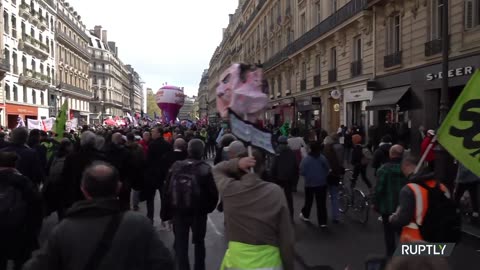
{"left": 24, "top": 162, "right": 174, "bottom": 270}
{"left": 374, "top": 144, "right": 407, "bottom": 257}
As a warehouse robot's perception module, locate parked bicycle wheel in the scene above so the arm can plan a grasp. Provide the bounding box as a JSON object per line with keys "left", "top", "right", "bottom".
{"left": 351, "top": 189, "right": 369, "bottom": 224}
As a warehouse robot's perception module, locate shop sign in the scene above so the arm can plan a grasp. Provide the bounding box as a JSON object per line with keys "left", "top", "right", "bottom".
{"left": 426, "top": 66, "right": 475, "bottom": 81}
{"left": 333, "top": 103, "right": 340, "bottom": 112}
{"left": 344, "top": 87, "right": 372, "bottom": 103}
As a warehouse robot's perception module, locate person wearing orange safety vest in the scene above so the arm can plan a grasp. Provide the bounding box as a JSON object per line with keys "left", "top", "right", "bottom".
{"left": 389, "top": 156, "right": 451, "bottom": 243}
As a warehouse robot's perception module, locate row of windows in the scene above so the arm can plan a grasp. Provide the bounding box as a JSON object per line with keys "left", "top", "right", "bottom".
{"left": 4, "top": 48, "right": 54, "bottom": 80}
{"left": 57, "top": 45, "right": 89, "bottom": 74}
{"left": 4, "top": 84, "right": 45, "bottom": 105}
{"left": 56, "top": 20, "right": 88, "bottom": 48}
{"left": 58, "top": 68, "right": 88, "bottom": 89}
{"left": 4, "top": 12, "right": 55, "bottom": 55}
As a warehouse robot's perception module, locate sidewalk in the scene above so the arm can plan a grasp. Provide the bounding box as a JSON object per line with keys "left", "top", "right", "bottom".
{"left": 462, "top": 219, "right": 480, "bottom": 239}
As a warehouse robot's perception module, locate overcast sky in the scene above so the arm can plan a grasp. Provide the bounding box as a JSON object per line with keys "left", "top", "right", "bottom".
{"left": 70, "top": 0, "right": 238, "bottom": 97}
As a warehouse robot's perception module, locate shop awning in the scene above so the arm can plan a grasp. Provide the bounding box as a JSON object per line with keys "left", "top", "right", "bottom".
{"left": 365, "top": 86, "right": 410, "bottom": 111}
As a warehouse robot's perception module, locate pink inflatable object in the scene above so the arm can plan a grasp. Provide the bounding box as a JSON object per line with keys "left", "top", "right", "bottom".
{"left": 156, "top": 86, "right": 185, "bottom": 122}
{"left": 216, "top": 63, "right": 268, "bottom": 122}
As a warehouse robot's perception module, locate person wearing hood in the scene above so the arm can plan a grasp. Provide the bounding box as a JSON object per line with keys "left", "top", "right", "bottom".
{"left": 372, "top": 135, "right": 393, "bottom": 175}
{"left": 323, "top": 135, "right": 345, "bottom": 224}
{"left": 23, "top": 162, "right": 174, "bottom": 270}
{"left": 271, "top": 136, "right": 298, "bottom": 220}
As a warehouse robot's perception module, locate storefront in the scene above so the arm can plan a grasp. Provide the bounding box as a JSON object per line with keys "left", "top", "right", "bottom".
{"left": 296, "top": 96, "right": 321, "bottom": 140}
{"left": 5, "top": 103, "right": 38, "bottom": 129}
{"left": 367, "top": 53, "right": 479, "bottom": 152}
{"left": 343, "top": 86, "right": 373, "bottom": 131}
{"left": 266, "top": 98, "right": 295, "bottom": 127}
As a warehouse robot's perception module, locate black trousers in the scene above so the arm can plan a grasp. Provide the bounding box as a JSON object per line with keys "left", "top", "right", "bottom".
{"left": 173, "top": 214, "right": 208, "bottom": 270}
{"left": 281, "top": 183, "right": 294, "bottom": 220}
{"left": 455, "top": 182, "right": 479, "bottom": 213}
{"left": 301, "top": 186, "right": 328, "bottom": 225}
{"left": 382, "top": 214, "right": 398, "bottom": 257}
{"left": 146, "top": 188, "right": 163, "bottom": 221}
{"left": 352, "top": 165, "right": 372, "bottom": 189}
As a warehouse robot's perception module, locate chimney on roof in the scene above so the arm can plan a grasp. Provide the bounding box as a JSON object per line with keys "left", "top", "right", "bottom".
{"left": 229, "top": 14, "right": 233, "bottom": 23}
{"left": 94, "top": 25, "right": 102, "bottom": 39}
{"left": 101, "top": 30, "right": 108, "bottom": 44}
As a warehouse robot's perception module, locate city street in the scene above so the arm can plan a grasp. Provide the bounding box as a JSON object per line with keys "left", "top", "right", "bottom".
{"left": 38, "top": 170, "right": 480, "bottom": 270}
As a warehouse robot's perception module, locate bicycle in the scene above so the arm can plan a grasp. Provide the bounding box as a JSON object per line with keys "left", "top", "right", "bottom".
{"left": 338, "top": 169, "right": 372, "bottom": 224}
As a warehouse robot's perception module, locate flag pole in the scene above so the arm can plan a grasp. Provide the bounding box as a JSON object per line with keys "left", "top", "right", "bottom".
{"left": 244, "top": 113, "right": 254, "bottom": 173}
{"left": 414, "top": 135, "right": 437, "bottom": 174}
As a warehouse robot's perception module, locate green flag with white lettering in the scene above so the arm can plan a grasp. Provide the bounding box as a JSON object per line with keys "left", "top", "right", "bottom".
{"left": 437, "top": 70, "right": 480, "bottom": 176}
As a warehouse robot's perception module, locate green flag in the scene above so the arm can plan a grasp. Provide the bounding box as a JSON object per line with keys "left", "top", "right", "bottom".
{"left": 54, "top": 100, "right": 68, "bottom": 141}
{"left": 437, "top": 70, "right": 480, "bottom": 176}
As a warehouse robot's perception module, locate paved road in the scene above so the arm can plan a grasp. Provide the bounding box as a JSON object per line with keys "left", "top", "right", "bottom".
{"left": 36, "top": 163, "right": 480, "bottom": 270}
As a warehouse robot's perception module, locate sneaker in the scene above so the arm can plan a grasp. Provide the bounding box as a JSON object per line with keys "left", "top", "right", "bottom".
{"left": 299, "top": 213, "right": 310, "bottom": 222}
{"left": 320, "top": 224, "right": 328, "bottom": 228}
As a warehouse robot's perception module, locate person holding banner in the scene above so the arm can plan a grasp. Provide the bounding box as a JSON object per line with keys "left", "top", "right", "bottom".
{"left": 213, "top": 150, "right": 294, "bottom": 270}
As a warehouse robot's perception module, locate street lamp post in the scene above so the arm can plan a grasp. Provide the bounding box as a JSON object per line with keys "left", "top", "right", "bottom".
{"left": 100, "top": 101, "right": 104, "bottom": 125}
{"left": 435, "top": 0, "right": 455, "bottom": 190}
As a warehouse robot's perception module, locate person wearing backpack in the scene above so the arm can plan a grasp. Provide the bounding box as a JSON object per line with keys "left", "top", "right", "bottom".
{"left": 161, "top": 139, "right": 219, "bottom": 270}
{"left": 24, "top": 161, "right": 174, "bottom": 270}
{"left": 0, "top": 151, "right": 43, "bottom": 270}
{"left": 389, "top": 155, "right": 462, "bottom": 244}
{"left": 350, "top": 134, "right": 373, "bottom": 191}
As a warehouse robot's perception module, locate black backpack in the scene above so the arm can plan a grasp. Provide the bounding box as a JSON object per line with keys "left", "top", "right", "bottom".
{"left": 169, "top": 160, "right": 202, "bottom": 212}
{"left": 0, "top": 172, "right": 28, "bottom": 232}
{"left": 416, "top": 182, "right": 462, "bottom": 243}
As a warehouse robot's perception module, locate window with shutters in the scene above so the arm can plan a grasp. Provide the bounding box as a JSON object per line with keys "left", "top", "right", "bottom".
{"left": 465, "top": 0, "right": 480, "bottom": 29}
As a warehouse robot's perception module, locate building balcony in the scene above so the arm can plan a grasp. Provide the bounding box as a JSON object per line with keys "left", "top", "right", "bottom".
{"left": 300, "top": 79, "right": 307, "bottom": 91}
{"left": 91, "top": 53, "right": 109, "bottom": 62}
{"left": 328, "top": 69, "right": 337, "bottom": 83}
{"left": 313, "top": 74, "right": 321, "bottom": 87}
{"left": 55, "top": 31, "right": 90, "bottom": 60}
{"left": 0, "top": 58, "right": 11, "bottom": 80}
{"left": 38, "top": 15, "right": 48, "bottom": 31}
{"left": 384, "top": 51, "right": 402, "bottom": 68}
{"left": 61, "top": 83, "right": 92, "bottom": 99}
{"left": 31, "top": 12, "right": 40, "bottom": 26}
{"left": 19, "top": 3, "right": 31, "bottom": 20}
{"left": 18, "top": 69, "right": 50, "bottom": 90}
{"left": 425, "top": 37, "right": 449, "bottom": 57}
{"left": 90, "top": 67, "right": 110, "bottom": 75}
{"left": 351, "top": 60, "right": 363, "bottom": 77}
{"left": 19, "top": 35, "right": 50, "bottom": 60}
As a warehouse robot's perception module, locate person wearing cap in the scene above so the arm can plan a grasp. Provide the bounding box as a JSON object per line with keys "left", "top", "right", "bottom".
{"left": 420, "top": 129, "right": 436, "bottom": 170}
{"left": 271, "top": 136, "right": 298, "bottom": 220}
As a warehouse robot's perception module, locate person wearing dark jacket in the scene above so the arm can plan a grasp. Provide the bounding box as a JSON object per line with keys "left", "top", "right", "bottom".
{"left": 161, "top": 139, "right": 218, "bottom": 270}
{"left": 271, "top": 136, "right": 298, "bottom": 220}
{"left": 323, "top": 136, "right": 345, "bottom": 223}
{"left": 60, "top": 131, "right": 106, "bottom": 217}
{"left": 0, "top": 131, "right": 9, "bottom": 149}
{"left": 350, "top": 134, "right": 373, "bottom": 190}
{"left": 372, "top": 135, "right": 393, "bottom": 175}
{"left": 23, "top": 162, "right": 174, "bottom": 270}
{"left": 299, "top": 142, "right": 330, "bottom": 227}
{"left": 145, "top": 127, "right": 173, "bottom": 222}
{"left": 0, "top": 128, "right": 45, "bottom": 185}
{"left": 161, "top": 138, "right": 188, "bottom": 176}
{"left": 0, "top": 152, "right": 43, "bottom": 270}
{"left": 106, "top": 133, "right": 134, "bottom": 211}
{"left": 374, "top": 145, "right": 407, "bottom": 257}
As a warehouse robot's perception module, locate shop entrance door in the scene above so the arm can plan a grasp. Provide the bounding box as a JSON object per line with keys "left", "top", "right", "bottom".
{"left": 329, "top": 98, "right": 340, "bottom": 133}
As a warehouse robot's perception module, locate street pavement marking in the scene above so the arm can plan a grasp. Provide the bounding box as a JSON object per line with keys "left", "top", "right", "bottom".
{"left": 208, "top": 216, "right": 224, "bottom": 237}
